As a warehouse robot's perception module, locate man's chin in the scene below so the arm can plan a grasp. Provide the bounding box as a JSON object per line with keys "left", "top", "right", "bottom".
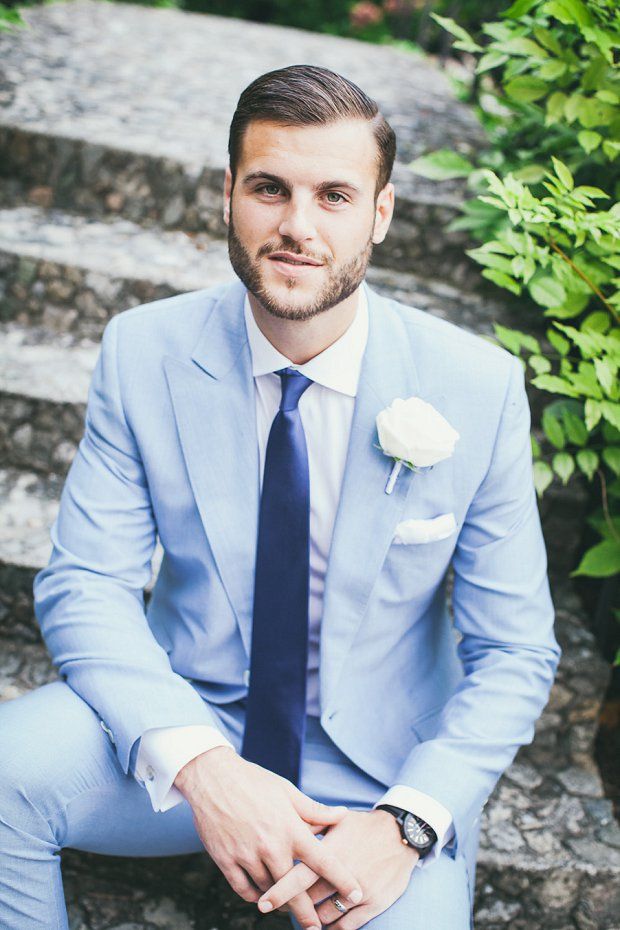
{"left": 250, "top": 277, "right": 326, "bottom": 320}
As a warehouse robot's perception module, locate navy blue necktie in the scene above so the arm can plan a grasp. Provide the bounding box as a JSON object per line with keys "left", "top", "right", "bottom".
{"left": 241, "top": 366, "right": 313, "bottom": 785}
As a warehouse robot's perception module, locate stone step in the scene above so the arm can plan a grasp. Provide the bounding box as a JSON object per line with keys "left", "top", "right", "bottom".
{"left": 0, "top": 206, "right": 233, "bottom": 340}
{"left": 0, "top": 580, "right": 617, "bottom": 929}
{"left": 0, "top": 205, "right": 529, "bottom": 344}
{"left": 0, "top": 0, "right": 488, "bottom": 289}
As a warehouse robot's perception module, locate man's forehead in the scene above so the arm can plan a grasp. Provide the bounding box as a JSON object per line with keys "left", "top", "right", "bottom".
{"left": 238, "top": 119, "right": 378, "bottom": 186}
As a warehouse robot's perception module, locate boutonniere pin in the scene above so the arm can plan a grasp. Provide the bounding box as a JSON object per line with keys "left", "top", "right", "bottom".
{"left": 376, "top": 397, "right": 460, "bottom": 495}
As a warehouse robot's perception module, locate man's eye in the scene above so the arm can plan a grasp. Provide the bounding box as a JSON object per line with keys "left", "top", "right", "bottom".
{"left": 325, "top": 192, "right": 346, "bottom": 204}
{"left": 257, "top": 184, "right": 281, "bottom": 196}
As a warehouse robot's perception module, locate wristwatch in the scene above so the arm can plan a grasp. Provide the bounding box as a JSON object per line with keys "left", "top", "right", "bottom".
{"left": 375, "top": 804, "right": 437, "bottom": 858}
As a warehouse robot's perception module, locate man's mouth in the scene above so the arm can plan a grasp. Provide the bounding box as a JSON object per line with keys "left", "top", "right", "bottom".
{"left": 268, "top": 252, "right": 323, "bottom": 266}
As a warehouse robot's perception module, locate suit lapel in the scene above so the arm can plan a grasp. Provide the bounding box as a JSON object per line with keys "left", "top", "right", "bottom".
{"left": 319, "top": 282, "right": 421, "bottom": 711}
{"left": 163, "top": 279, "right": 259, "bottom": 658}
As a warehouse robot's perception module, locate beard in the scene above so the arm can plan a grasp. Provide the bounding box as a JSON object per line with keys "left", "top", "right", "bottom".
{"left": 227, "top": 210, "right": 375, "bottom": 322}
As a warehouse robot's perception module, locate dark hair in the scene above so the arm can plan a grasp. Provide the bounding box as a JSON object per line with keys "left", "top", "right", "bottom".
{"left": 228, "top": 64, "right": 396, "bottom": 200}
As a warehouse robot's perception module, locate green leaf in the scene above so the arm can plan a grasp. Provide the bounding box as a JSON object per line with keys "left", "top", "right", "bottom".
{"left": 537, "top": 59, "right": 567, "bottom": 80}
{"left": 476, "top": 51, "right": 509, "bottom": 74}
{"left": 576, "top": 448, "right": 599, "bottom": 480}
{"left": 481, "top": 269, "right": 522, "bottom": 295}
{"left": 430, "top": 14, "right": 483, "bottom": 52}
{"left": 582, "top": 312, "right": 611, "bottom": 334}
{"left": 602, "top": 447, "right": 620, "bottom": 477}
{"left": 546, "top": 91, "right": 568, "bottom": 123}
{"left": 585, "top": 399, "right": 602, "bottom": 430}
{"left": 512, "top": 164, "right": 547, "bottom": 184}
{"left": 547, "top": 328, "right": 570, "bottom": 356}
{"left": 531, "top": 433, "right": 541, "bottom": 457}
{"left": 529, "top": 354, "right": 552, "bottom": 374}
{"left": 565, "top": 93, "right": 585, "bottom": 124}
{"left": 532, "top": 374, "right": 581, "bottom": 397}
{"left": 572, "top": 186, "right": 608, "bottom": 200}
{"left": 543, "top": 0, "right": 593, "bottom": 29}
{"left": 533, "top": 460, "right": 554, "bottom": 496}
{"left": 601, "top": 401, "right": 620, "bottom": 431}
{"left": 543, "top": 408, "right": 566, "bottom": 448}
{"left": 408, "top": 149, "right": 475, "bottom": 180}
{"left": 577, "top": 98, "right": 616, "bottom": 130}
{"left": 530, "top": 275, "right": 567, "bottom": 308}
{"left": 493, "top": 323, "right": 524, "bottom": 354}
{"left": 505, "top": 76, "right": 549, "bottom": 103}
{"left": 577, "top": 130, "right": 602, "bottom": 154}
{"left": 551, "top": 156, "right": 574, "bottom": 191}
{"left": 594, "top": 358, "right": 617, "bottom": 396}
{"left": 562, "top": 408, "right": 589, "bottom": 445}
{"left": 503, "top": 37, "right": 549, "bottom": 57}
{"left": 602, "top": 140, "right": 620, "bottom": 161}
{"left": 466, "top": 248, "right": 515, "bottom": 273}
{"left": 504, "top": 0, "right": 540, "bottom": 17}
{"left": 571, "top": 539, "right": 620, "bottom": 578}
{"left": 552, "top": 451, "right": 575, "bottom": 483}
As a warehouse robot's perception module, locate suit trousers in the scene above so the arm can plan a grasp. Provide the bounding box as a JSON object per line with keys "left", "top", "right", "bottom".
{"left": 0, "top": 681, "right": 471, "bottom": 929}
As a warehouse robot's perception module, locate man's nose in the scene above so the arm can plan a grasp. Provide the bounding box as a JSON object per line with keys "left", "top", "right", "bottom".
{"left": 277, "top": 198, "right": 317, "bottom": 243}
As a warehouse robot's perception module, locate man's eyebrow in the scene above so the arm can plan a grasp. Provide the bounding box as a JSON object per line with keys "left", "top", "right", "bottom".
{"left": 242, "top": 171, "right": 361, "bottom": 194}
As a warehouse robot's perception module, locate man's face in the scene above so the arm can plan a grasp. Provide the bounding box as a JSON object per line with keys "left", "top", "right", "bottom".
{"left": 223, "top": 118, "right": 394, "bottom": 321}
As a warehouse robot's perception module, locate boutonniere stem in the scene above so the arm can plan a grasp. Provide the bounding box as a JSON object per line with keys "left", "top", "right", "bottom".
{"left": 385, "top": 460, "right": 403, "bottom": 495}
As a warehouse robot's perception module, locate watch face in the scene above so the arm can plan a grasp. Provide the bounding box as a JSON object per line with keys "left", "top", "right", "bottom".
{"left": 403, "top": 813, "right": 433, "bottom": 849}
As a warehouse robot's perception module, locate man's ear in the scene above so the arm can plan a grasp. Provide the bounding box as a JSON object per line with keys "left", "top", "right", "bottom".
{"left": 372, "top": 182, "right": 395, "bottom": 245}
{"left": 223, "top": 166, "right": 232, "bottom": 225}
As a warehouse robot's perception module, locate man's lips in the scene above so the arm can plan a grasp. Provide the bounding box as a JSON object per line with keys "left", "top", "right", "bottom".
{"left": 267, "top": 252, "right": 324, "bottom": 266}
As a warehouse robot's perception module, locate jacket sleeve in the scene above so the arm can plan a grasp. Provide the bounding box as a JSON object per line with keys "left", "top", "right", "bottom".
{"left": 389, "top": 354, "right": 562, "bottom": 859}
{"left": 33, "top": 314, "right": 224, "bottom": 774}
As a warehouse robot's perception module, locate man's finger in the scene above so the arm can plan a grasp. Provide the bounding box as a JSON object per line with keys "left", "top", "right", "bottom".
{"left": 307, "top": 877, "right": 336, "bottom": 904}
{"left": 297, "top": 837, "right": 363, "bottom": 907}
{"left": 260, "top": 854, "right": 322, "bottom": 930}
{"left": 258, "top": 847, "right": 362, "bottom": 914}
{"left": 325, "top": 902, "right": 375, "bottom": 930}
{"left": 258, "top": 861, "right": 316, "bottom": 912}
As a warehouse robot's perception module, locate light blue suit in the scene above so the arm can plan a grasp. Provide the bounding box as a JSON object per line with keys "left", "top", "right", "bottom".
{"left": 19, "top": 277, "right": 559, "bottom": 926}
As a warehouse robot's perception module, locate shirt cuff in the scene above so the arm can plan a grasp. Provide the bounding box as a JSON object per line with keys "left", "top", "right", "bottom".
{"left": 134, "top": 724, "right": 237, "bottom": 812}
{"left": 372, "top": 784, "right": 455, "bottom": 868}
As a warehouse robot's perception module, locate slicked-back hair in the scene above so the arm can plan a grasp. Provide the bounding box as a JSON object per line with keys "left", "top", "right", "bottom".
{"left": 228, "top": 64, "right": 397, "bottom": 201}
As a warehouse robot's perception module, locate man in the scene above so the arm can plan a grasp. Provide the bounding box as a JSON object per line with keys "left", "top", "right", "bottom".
{"left": 0, "top": 65, "right": 560, "bottom": 930}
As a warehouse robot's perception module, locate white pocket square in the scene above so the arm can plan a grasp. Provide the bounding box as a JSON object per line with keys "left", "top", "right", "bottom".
{"left": 392, "top": 512, "right": 457, "bottom": 545}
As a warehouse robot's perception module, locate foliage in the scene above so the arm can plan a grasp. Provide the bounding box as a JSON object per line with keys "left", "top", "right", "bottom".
{"left": 0, "top": 3, "right": 24, "bottom": 29}
{"left": 409, "top": 0, "right": 620, "bottom": 660}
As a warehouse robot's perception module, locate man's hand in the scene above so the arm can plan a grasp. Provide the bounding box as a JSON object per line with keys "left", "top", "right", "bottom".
{"left": 174, "top": 747, "right": 363, "bottom": 929}
{"left": 256, "top": 809, "right": 420, "bottom": 928}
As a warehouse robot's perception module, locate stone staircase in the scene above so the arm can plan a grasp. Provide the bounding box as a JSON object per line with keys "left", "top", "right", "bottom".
{"left": 1, "top": 3, "right": 618, "bottom": 928}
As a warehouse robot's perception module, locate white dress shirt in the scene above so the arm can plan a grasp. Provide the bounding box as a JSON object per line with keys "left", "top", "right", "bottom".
{"left": 134, "top": 283, "right": 455, "bottom": 865}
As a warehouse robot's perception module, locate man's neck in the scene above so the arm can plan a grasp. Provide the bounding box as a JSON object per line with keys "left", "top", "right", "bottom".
{"left": 247, "top": 288, "right": 360, "bottom": 365}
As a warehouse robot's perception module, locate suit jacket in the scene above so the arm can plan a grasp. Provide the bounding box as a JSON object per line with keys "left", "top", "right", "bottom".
{"left": 33, "top": 277, "right": 561, "bottom": 900}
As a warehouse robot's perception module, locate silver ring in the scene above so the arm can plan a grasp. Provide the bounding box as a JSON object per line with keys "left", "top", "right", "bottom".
{"left": 331, "top": 894, "right": 348, "bottom": 913}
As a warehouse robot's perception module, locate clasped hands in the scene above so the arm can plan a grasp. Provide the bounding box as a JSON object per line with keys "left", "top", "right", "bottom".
{"left": 257, "top": 806, "right": 420, "bottom": 929}
{"left": 174, "top": 747, "right": 419, "bottom": 930}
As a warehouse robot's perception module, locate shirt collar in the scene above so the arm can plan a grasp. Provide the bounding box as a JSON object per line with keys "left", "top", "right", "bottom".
{"left": 243, "top": 283, "right": 369, "bottom": 397}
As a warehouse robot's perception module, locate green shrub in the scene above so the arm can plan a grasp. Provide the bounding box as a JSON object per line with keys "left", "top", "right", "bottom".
{"left": 410, "top": 0, "right": 620, "bottom": 657}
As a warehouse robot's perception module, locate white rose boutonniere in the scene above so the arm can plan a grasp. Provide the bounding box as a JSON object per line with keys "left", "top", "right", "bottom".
{"left": 376, "top": 397, "right": 460, "bottom": 494}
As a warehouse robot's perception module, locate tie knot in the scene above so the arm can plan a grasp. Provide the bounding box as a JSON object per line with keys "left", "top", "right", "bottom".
{"left": 277, "top": 367, "right": 313, "bottom": 411}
